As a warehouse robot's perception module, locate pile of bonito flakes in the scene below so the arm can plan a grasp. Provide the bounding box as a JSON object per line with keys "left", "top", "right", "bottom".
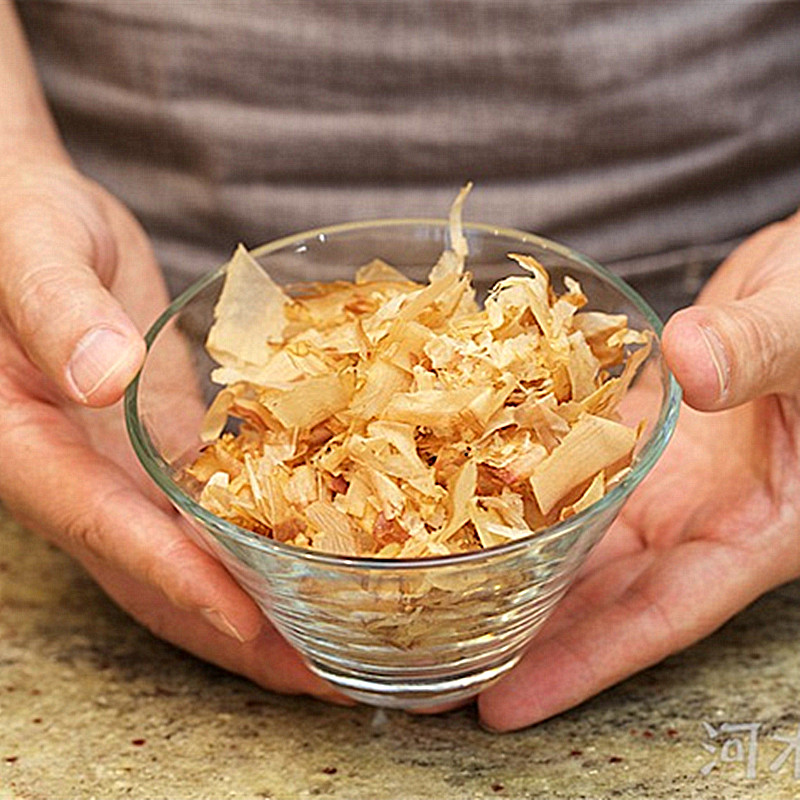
{"left": 185, "top": 186, "right": 651, "bottom": 559}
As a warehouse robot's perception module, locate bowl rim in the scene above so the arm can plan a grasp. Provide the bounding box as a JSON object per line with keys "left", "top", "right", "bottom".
{"left": 124, "top": 217, "right": 682, "bottom": 570}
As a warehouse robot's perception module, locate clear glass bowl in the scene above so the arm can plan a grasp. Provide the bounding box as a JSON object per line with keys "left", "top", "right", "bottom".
{"left": 125, "top": 219, "right": 681, "bottom": 709}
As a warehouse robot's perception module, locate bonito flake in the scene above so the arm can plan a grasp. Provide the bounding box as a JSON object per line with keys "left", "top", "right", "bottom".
{"left": 184, "top": 186, "right": 652, "bottom": 558}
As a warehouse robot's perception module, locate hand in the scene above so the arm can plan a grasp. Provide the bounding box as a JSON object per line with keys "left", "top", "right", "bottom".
{"left": 0, "top": 158, "right": 342, "bottom": 701}
{"left": 478, "top": 209, "right": 800, "bottom": 730}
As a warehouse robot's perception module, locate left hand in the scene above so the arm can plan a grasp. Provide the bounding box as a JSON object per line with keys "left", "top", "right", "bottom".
{"left": 478, "top": 209, "right": 800, "bottom": 731}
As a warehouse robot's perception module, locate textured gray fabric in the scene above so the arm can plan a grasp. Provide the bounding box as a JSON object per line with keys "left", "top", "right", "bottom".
{"left": 15, "top": 0, "right": 800, "bottom": 313}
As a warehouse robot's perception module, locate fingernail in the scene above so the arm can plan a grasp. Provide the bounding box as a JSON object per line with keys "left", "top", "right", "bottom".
{"left": 698, "top": 324, "right": 730, "bottom": 402}
{"left": 66, "top": 326, "right": 139, "bottom": 401}
{"left": 201, "top": 607, "right": 248, "bottom": 643}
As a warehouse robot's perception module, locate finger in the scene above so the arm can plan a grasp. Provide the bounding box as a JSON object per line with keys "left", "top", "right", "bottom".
{"left": 0, "top": 340, "right": 352, "bottom": 704}
{"left": 0, "top": 384, "right": 264, "bottom": 646}
{"left": 534, "top": 534, "right": 652, "bottom": 642}
{"left": 478, "top": 538, "right": 762, "bottom": 732}
{"left": 4, "top": 412, "right": 352, "bottom": 702}
{"left": 662, "top": 219, "right": 800, "bottom": 411}
{"left": 0, "top": 180, "right": 144, "bottom": 406}
{"left": 86, "top": 563, "right": 353, "bottom": 704}
{"left": 410, "top": 519, "right": 652, "bottom": 720}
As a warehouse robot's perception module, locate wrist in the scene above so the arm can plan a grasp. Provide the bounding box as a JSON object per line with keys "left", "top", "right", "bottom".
{"left": 0, "top": 124, "right": 71, "bottom": 175}
{"left": 0, "top": 0, "right": 71, "bottom": 172}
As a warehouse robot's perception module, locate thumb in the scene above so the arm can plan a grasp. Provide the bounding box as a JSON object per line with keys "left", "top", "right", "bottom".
{"left": 662, "top": 286, "right": 800, "bottom": 411}
{"left": 0, "top": 191, "right": 145, "bottom": 407}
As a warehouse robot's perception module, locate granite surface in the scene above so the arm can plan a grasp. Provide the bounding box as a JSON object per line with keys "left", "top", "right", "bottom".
{"left": 1, "top": 507, "right": 799, "bottom": 800}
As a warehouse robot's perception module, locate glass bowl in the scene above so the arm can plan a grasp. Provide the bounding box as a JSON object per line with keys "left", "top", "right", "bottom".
{"left": 125, "top": 219, "right": 681, "bottom": 709}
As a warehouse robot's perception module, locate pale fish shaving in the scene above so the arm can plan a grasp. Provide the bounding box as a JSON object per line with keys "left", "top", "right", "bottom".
{"left": 185, "top": 186, "right": 652, "bottom": 558}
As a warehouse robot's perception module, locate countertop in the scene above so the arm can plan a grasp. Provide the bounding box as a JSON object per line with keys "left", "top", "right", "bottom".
{"left": 1, "top": 506, "right": 799, "bottom": 800}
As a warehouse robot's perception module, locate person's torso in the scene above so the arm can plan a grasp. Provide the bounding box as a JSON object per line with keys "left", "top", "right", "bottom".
{"left": 16, "top": 0, "right": 800, "bottom": 314}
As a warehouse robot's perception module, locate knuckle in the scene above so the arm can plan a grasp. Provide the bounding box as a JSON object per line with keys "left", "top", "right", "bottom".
{"left": 729, "top": 303, "right": 784, "bottom": 393}
{"left": 0, "top": 199, "right": 110, "bottom": 345}
{"left": 61, "top": 504, "right": 107, "bottom": 562}
{"left": 12, "top": 262, "right": 76, "bottom": 343}
{"left": 142, "top": 535, "right": 206, "bottom": 611}
{"left": 59, "top": 485, "right": 127, "bottom": 564}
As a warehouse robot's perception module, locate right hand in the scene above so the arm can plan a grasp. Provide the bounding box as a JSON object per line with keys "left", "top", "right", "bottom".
{"left": 0, "top": 156, "right": 345, "bottom": 702}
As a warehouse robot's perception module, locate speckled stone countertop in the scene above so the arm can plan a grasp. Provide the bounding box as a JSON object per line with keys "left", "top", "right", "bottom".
{"left": 1, "top": 507, "right": 799, "bottom": 800}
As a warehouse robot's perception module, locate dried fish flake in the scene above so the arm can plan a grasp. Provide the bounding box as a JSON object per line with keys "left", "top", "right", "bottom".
{"left": 184, "top": 189, "right": 652, "bottom": 559}
{"left": 206, "top": 244, "right": 291, "bottom": 372}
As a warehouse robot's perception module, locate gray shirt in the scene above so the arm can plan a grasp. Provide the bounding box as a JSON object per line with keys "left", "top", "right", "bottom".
{"left": 16, "top": 0, "right": 800, "bottom": 315}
